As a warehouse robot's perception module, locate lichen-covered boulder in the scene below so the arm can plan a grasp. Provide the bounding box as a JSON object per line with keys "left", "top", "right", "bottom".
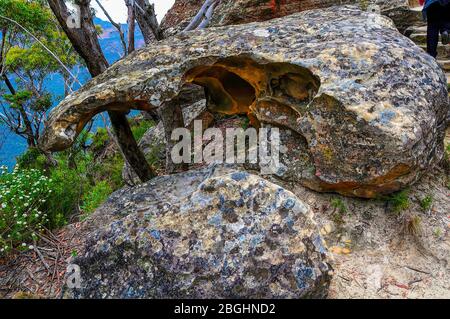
{"left": 40, "top": 6, "right": 449, "bottom": 198}
{"left": 161, "top": 0, "right": 422, "bottom": 35}
{"left": 66, "top": 166, "right": 332, "bottom": 299}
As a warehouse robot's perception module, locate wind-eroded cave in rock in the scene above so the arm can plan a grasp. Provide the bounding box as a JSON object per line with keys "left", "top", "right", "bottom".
{"left": 183, "top": 56, "right": 321, "bottom": 129}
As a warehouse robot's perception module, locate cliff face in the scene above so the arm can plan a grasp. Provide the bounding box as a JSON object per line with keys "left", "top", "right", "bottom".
{"left": 160, "top": 0, "right": 330, "bottom": 30}
{"left": 160, "top": 0, "right": 421, "bottom": 35}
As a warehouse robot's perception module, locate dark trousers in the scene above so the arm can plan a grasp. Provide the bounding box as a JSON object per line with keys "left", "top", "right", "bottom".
{"left": 427, "top": 2, "right": 450, "bottom": 58}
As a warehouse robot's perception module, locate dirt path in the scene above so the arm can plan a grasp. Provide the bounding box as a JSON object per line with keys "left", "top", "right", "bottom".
{"left": 0, "top": 223, "right": 85, "bottom": 298}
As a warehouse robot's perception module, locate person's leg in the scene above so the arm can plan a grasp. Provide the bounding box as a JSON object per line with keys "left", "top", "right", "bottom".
{"left": 444, "top": 2, "right": 450, "bottom": 27}
{"left": 427, "top": 3, "right": 441, "bottom": 57}
{"left": 442, "top": 30, "right": 449, "bottom": 46}
{"left": 441, "top": 3, "right": 450, "bottom": 45}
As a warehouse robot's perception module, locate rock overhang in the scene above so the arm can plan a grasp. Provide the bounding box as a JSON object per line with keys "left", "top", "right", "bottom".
{"left": 40, "top": 5, "right": 449, "bottom": 198}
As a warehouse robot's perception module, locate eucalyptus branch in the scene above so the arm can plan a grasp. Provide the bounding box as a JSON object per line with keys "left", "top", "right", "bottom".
{"left": 197, "top": 0, "right": 218, "bottom": 29}
{"left": 0, "top": 14, "right": 82, "bottom": 86}
{"left": 95, "top": 0, "right": 127, "bottom": 55}
{"left": 183, "top": 0, "right": 219, "bottom": 32}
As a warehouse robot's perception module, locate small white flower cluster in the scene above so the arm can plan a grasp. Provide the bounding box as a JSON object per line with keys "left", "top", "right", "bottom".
{"left": 0, "top": 166, "right": 53, "bottom": 255}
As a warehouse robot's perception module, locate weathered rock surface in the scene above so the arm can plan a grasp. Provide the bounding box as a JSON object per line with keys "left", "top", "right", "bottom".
{"left": 40, "top": 6, "right": 449, "bottom": 198}
{"left": 66, "top": 166, "right": 332, "bottom": 299}
{"left": 161, "top": 0, "right": 422, "bottom": 35}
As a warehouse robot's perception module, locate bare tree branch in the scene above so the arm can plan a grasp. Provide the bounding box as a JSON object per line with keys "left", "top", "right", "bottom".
{"left": 134, "top": 0, "right": 162, "bottom": 42}
{"left": 183, "top": 0, "right": 218, "bottom": 32}
{"left": 95, "top": 0, "right": 127, "bottom": 56}
{"left": 0, "top": 125, "right": 6, "bottom": 152}
{"left": 197, "top": 0, "right": 218, "bottom": 29}
{"left": 125, "top": 0, "right": 136, "bottom": 54}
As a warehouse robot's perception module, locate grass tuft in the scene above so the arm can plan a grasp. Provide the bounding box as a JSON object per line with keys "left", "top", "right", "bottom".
{"left": 330, "top": 198, "right": 348, "bottom": 225}
{"left": 419, "top": 195, "right": 433, "bottom": 211}
{"left": 385, "top": 189, "right": 410, "bottom": 214}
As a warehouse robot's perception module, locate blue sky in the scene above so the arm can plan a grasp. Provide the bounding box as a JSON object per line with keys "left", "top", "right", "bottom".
{"left": 92, "top": 0, "right": 176, "bottom": 23}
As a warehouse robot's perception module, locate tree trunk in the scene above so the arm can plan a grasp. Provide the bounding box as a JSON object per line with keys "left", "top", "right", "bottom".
{"left": 134, "top": 0, "right": 163, "bottom": 42}
{"left": 47, "top": 0, "right": 155, "bottom": 181}
{"left": 48, "top": 0, "right": 109, "bottom": 76}
{"left": 2, "top": 74, "right": 15, "bottom": 95}
{"left": 18, "top": 107, "right": 37, "bottom": 147}
{"left": 109, "top": 111, "right": 155, "bottom": 182}
{"left": 158, "top": 101, "right": 188, "bottom": 174}
{"left": 126, "top": 0, "right": 136, "bottom": 54}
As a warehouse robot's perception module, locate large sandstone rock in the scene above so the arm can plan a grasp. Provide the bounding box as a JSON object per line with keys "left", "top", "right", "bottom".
{"left": 40, "top": 6, "right": 449, "bottom": 198}
{"left": 66, "top": 166, "right": 332, "bottom": 299}
{"left": 161, "top": 0, "right": 422, "bottom": 35}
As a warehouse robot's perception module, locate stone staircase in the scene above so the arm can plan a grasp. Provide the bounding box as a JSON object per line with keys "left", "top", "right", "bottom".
{"left": 406, "top": 6, "right": 450, "bottom": 87}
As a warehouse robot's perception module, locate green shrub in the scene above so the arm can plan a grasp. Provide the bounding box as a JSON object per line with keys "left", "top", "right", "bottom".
{"left": 80, "top": 181, "right": 113, "bottom": 217}
{"left": 0, "top": 124, "right": 131, "bottom": 256}
{"left": 131, "top": 119, "right": 154, "bottom": 141}
{"left": 434, "top": 228, "right": 442, "bottom": 238}
{"left": 145, "top": 142, "right": 165, "bottom": 170}
{"left": 420, "top": 195, "right": 433, "bottom": 211}
{"left": 330, "top": 198, "right": 347, "bottom": 225}
{"left": 358, "top": 0, "right": 369, "bottom": 10}
{"left": 385, "top": 189, "right": 410, "bottom": 213}
{"left": 89, "top": 127, "right": 109, "bottom": 153}
{"left": 89, "top": 153, "right": 124, "bottom": 191}
{"left": 0, "top": 122, "right": 136, "bottom": 256}
{"left": 331, "top": 198, "right": 347, "bottom": 213}
{"left": 46, "top": 156, "right": 87, "bottom": 228}
{"left": 0, "top": 166, "right": 52, "bottom": 255}
{"left": 16, "top": 147, "right": 46, "bottom": 170}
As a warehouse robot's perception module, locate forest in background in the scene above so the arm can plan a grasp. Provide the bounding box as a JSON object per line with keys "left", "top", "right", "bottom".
{"left": 0, "top": 0, "right": 163, "bottom": 256}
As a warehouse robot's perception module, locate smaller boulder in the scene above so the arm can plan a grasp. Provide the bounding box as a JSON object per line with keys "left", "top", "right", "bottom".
{"left": 66, "top": 166, "right": 332, "bottom": 299}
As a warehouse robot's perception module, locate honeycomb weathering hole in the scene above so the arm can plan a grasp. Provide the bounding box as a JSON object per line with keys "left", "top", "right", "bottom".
{"left": 183, "top": 57, "right": 321, "bottom": 127}
{"left": 190, "top": 66, "right": 256, "bottom": 115}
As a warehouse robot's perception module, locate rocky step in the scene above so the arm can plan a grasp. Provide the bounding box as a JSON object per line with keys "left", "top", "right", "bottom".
{"left": 410, "top": 33, "right": 450, "bottom": 46}
{"left": 409, "top": 4, "right": 423, "bottom": 12}
{"left": 410, "top": 32, "right": 426, "bottom": 44}
{"left": 408, "top": 25, "right": 427, "bottom": 33}
{"left": 420, "top": 44, "right": 450, "bottom": 59}
{"left": 405, "top": 23, "right": 426, "bottom": 40}
{"left": 439, "top": 60, "right": 450, "bottom": 72}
